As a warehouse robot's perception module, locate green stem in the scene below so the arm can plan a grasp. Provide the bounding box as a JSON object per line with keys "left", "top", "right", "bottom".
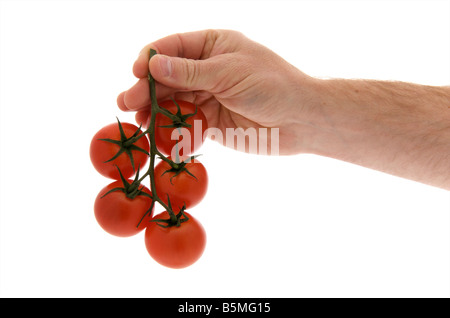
{"left": 144, "top": 49, "right": 176, "bottom": 220}
{"left": 133, "top": 49, "right": 194, "bottom": 227}
{"left": 137, "top": 146, "right": 172, "bottom": 184}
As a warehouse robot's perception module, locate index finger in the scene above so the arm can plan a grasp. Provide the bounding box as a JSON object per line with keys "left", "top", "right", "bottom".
{"left": 133, "top": 29, "right": 217, "bottom": 78}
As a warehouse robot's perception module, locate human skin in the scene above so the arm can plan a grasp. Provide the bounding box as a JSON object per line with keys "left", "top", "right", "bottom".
{"left": 117, "top": 29, "right": 450, "bottom": 190}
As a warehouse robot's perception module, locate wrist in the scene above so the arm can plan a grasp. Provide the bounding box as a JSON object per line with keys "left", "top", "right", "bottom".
{"left": 287, "top": 76, "right": 351, "bottom": 157}
{"left": 294, "top": 77, "right": 389, "bottom": 159}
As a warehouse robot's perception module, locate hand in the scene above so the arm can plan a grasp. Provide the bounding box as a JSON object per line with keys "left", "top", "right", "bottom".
{"left": 117, "top": 29, "right": 317, "bottom": 155}
{"left": 117, "top": 29, "right": 450, "bottom": 189}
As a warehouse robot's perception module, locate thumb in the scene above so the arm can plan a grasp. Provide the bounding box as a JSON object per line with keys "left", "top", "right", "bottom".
{"left": 149, "top": 54, "right": 218, "bottom": 91}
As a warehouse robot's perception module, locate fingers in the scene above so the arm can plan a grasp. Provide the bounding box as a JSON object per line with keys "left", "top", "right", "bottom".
{"left": 120, "top": 30, "right": 239, "bottom": 114}
{"left": 149, "top": 54, "right": 221, "bottom": 92}
{"left": 133, "top": 30, "right": 217, "bottom": 79}
{"left": 123, "top": 78, "right": 150, "bottom": 110}
{"left": 135, "top": 110, "right": 151, "bottom": 129}
{"left": 119, "top": 78, "right": 174, "bottom": 111}
{"left": 121, "top": 30, "right": 220, "bottom": 111}
{"left": 117, "top": 91, "right": 128, "bottom": 111}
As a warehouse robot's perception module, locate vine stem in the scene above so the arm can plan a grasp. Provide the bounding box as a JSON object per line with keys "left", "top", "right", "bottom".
{"left": 140, "top": 49, "right": 177, "bottom": 223}
{"left": 135, "top": 49, "right": 193, "bottom": 228}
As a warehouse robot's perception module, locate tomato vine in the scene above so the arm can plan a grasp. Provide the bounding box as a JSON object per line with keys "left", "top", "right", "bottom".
{"left": 134, "top": 49, "right": 195, "bottom": 227}
{"left": 94, "top": 49, "right": 203, "bottom": 227}
{"left": 91, "top": 49, "right": 208, "bottom": 268}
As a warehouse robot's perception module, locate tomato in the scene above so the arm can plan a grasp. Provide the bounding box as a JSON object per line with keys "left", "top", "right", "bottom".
{"left": 90, "top": 121, "right": 150, "bottom": 180}
{"left": 94, "top": 180, "right": 154, "bottom": 237}
{"left": 145, "top": 211, "right": 206, "bottom": 269}
{"left": 154, "top": 99, "right": 208, "bottom": 157}
{"left": 153, "top": 157, "right": 208, "bottom": 211}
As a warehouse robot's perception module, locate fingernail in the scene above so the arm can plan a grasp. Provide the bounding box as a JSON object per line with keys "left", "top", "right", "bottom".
{"left": 159, "top": 55, "right": 172, "bottom": 77}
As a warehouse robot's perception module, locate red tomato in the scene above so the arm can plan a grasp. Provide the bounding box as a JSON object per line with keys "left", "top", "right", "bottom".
{"left": 153, "top": 157, "right": 208, "bottom": 211}
{"left": 90, "top": 122, "right": 149, "bottom": 180}
{"left": 154, "top": 100, "right": 208, "bottom": 157}
{"left": 145, "top": 211, "right": 206, "bottom": 269}
{"left": 94, "top": 180, "right": 154, "bottom": 237}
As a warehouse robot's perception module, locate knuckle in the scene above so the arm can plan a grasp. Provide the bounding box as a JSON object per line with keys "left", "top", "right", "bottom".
{"left": 183, "top": 59, "right": 199, "bottom": 89}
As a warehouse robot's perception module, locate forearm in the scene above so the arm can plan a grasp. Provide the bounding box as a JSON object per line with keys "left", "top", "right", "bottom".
{"left": 303, "top": 78, "right": 450, "bottom": 190}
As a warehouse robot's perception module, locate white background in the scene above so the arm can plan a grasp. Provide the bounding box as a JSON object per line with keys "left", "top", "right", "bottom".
{"left": 1, "top": 0, "right": 449, "bottom": 298}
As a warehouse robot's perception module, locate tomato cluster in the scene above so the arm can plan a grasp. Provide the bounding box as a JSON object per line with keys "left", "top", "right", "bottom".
{"left": 90, "top": 99, "right": 209, "bottom": 269}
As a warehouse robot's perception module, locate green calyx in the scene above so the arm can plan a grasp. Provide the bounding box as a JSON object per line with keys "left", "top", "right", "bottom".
{"left": 157, "top": 97, "right": 198, "bottom": 129}
{"left": 160, "top": 155, "right": 201, "bottom": 184}
{"left": 99, "top": 118, "right": 150, "bottom": 172}
{"left": 150, "top": 197, "right": 189, "bottom": 228}
{"left": 101, "top": 166, "right": 152, "bottom": 200}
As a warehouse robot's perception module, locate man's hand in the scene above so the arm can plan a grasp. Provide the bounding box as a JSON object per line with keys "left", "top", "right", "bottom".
{"left": 118, "top": 29, "right": 450, "bottom": 190}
